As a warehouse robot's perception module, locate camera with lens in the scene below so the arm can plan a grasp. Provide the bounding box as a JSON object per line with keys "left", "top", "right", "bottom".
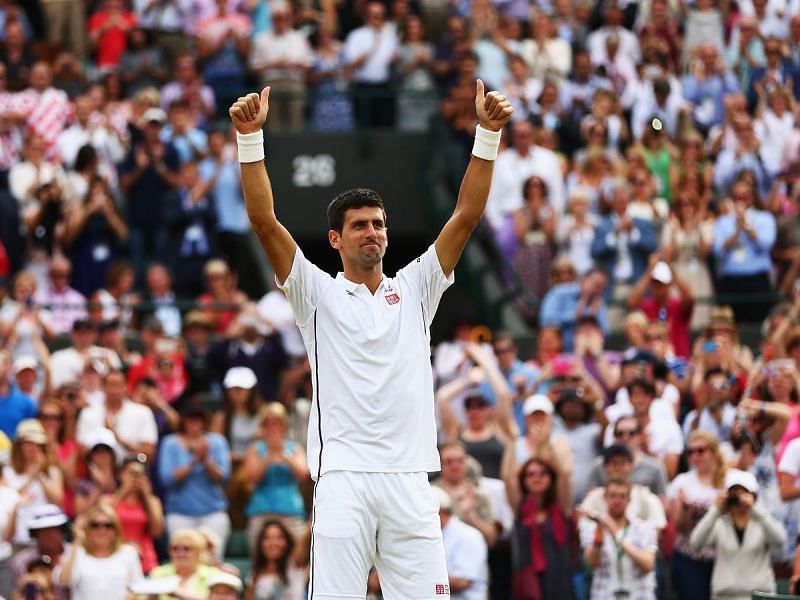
{"left": 725, "top": 492, "right": 741, "bottom": 509}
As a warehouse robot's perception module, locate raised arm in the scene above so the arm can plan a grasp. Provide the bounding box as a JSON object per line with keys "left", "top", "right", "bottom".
{"left": 435, "top": 80, "right": 513, "bottom": 277}
{"left": 229, "top": 88, "right": 297, "bottom": 283}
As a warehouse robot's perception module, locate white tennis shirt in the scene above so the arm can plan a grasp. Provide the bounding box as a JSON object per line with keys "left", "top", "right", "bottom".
{"left": 278, "top": 244, "right": 453, "bottom": 479}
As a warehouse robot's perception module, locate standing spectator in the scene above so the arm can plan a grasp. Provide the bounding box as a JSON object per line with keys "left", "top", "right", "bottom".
{"left": 712, "top": 179, "right": 776, "bottom": 323}
{"left": 74, "top": 429, "right": 120, "bottom": 516}
{"left": 591, "top": 182, "right": 658, "bottom": 322}
{"left": 49, "top": 318, "right": 121, "bottom": 389}
{"left": 247, "top": 519, "right": 307, "bottom": 599}
{"left": 520, "top": 13, "right": 571, "bottom": 82}
{"left": 747, "top": 37, "right": 800, "bottom": 113}
{"left": 56, "top": 503, "right": 143, "bottom": 600}
{"left": 308, "top": 22, "right": 354, "bottom": 132}
{"left": 683, "top": 368, "right": 738, "bottom": 442}
{"left": 195, "top": 0, "right": 251, "bottom": 110}
{"left": 56, "top": 96, "right": 126, "bottom": 172}
{"left": 139, "top": 265, "right": 182, "bottom": 338}
{"left": 667, "top": 431, "right": 727, "bottom": 600}
{"left": 661, "top": 191, "right": 714, "bottom": 330}
{"left": 3, "top": 419, "right": 64, "bottom": 545}
{"left": 119, "top": 108, "right": 179, "bottom": 284}
{"left": 133, "top": 0, "right": 189, "bottom": 66}
{"left": 88, "top": 0, "right": 137, "bottom": 71}
{"left": 200, "top": 130, "right": 259, "bottom": 297}
{"left": 681, "top": 0, "right": 725, "bottom": 69}
{"left": 16, "top": 62, "right": 73, "bottom": 158}
{"left": 539, "top": 267, "right": 609, "bottom": 352}
{"left": 343, "top": 1, "right": 399, "bottom": 128}
{"left": 248, "top": 2, "right": 312, "bottom": 133}
{"left": 244, "top": 403, "right": 309, "bottom": 552}
{"left": 556, "top": 191, "right": 597, "bottom": 277}
{"left": 0, "top": 271, "right": 55, "bottom": 361}
{"left": 161, "top": 99, "right": 208, "bottom": 165}
{"left": 509, "top": 457, "right": 576, "bottom": 599}
{"left": 690, "top": 470, "right": 786, "bottom": 600}
{"left": 76, "top": 369, "right": 158, "bottom": 461}
{"left": 63, "top": 176, "right": 129, "bottom": 298}
{"left": 682, "top": 44, "right": 739, "bottom": 133}
{"left": 40, "top": 0, "right": 86, "bottom": 59}
{"left": 394, "top": 15, "right": 437, "bottom": 132}
{"left": 111, "top": 455, "right": 164, "bottom": 574}
{"left": 486, "top": 120, "right": 566, "bottom": 234}
{"left": 432, "top": 487, "right": 489, "bottom": 600}
{"left": 118, "top": 28, "right": 169, "bottom": 98}
{"left": 33, "top": 256, "right": 87, "bottom": 336}
{"left": 713, "top": 116, "right": 770, "bottom": 197}
{"left": 197, "top": 259, "right": 247, "bottom": 335}
{"left": 0, "top": 19, "right": 34, "bottom": 92}
{"left": 38, "top": 400, "right": 79, "bottom": 517}
{"left": 9, "top": 134, "right": 66, "bottom": 225}
{"left": 158, "top": 408, "right": 232, "bottom": 556}
{"left": 627, "top": 257, "right": 694, "bottom": 359}
{"left": 581, "top": 479, "right": 657, "bottom": 600}
{"left": 160, "top": 54, "right": 216, "bottom": 127}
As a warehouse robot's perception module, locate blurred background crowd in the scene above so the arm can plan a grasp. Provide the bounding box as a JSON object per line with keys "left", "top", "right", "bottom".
{"left": 3, "top": 0, "right": 800, "bottom": 598}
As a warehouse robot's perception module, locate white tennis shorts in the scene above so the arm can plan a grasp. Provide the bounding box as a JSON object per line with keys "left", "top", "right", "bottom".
{"left": 308, "top": 471, "right": 451, "bottom": 599}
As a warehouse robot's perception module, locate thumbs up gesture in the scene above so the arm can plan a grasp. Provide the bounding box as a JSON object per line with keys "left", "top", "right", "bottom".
{"left": 229, "top": 86, "right": 272, "bottom": 134}
{"left": 474, "top": 79, "right": 514, "bottom": 132}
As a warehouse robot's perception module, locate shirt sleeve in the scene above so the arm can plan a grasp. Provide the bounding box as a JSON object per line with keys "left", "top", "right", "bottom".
{"left": 396, "top": 244, "right": 455, "bottom": 328}
{"left": 779, "top": 439, "right": 800, "bottom": 474}
{"left": 276, "top": 246, "right": 333, "bottom": 327}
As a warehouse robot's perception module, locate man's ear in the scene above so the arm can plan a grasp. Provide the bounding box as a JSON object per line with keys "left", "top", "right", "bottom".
{"left": 328, "top": 229, "right": 340, "bottom": 250}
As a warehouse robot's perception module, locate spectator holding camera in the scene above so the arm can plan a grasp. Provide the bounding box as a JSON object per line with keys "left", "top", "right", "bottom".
{"left": 683, "top": 368, "right": 738, "bottom": 442}
{"left": 110, "top": 455, "right": 164, "bottom": 573}
{"left": 690, "top": 469, "right": 785, "bottom": 600}
{"left": 581, "top": 479, "right": 658, "bottom": 600}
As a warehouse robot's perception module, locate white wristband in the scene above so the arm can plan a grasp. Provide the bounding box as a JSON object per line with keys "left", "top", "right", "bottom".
{"left": 236, "top": 130, "right": 265, "bottom": 163}
{"left": 471, "top": 125, "right": 502, "bottom": 161}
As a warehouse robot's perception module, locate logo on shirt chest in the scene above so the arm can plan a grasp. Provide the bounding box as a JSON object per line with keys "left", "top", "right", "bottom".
{"left": 385, "top": 293, "right": 400, "bottom": 305}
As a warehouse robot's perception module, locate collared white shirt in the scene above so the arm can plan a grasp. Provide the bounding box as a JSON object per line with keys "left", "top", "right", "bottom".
{"left": 343, "top": 24, "right": 398, "bottom": 84}
{"left": 278, "top": 244, "right": 452, "bottom": 478}
{"left": 249, "top": 28, "right": 313, "bottom": 84}
{"left": 76, "top": 399, "right": 158, "bottom": 460}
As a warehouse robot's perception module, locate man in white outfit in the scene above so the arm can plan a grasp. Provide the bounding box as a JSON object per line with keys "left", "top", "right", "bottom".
{"left": 228, "top": 81, "right": 512, "bottom": 598}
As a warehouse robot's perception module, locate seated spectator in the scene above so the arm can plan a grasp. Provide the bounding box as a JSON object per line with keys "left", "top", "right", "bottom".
{"left": 74, "top": 428, "right": 120, "bottom": 515}
{"left": 32, "top": 256, "right": 87, "bottom": 336}
{"left": 582, "top": 444, "right": 667, "bottom": 529}
{"left": 76, "top": 369, "right": 158, "bottom": 461}
{"left": 181, "top": 311, "right": 215, "bottom": 396}
{"left": 520, "top": 14, "right": 571, "bottom": 82}
{"left": 247, "top": 519, "right": 308, "bottom": 599}
{"left": 50, "top": 318, "right": 121, "bottom": 389}
{"left": 690, "top": 470, "right": 786, "bottom": 599}
{"left": 160, "top": 100, "right": 208, "bottom": 165}
{"left": 9, "top": 134, "right": 66, "bottom": 236}
{"left": 628, "top": 257, "right": 694, "bottom": 358}
{"left": 433, "top": 487, "right": 489, "bottom": 600}
{"left": 539, "top": 267, "right": 609, "bottom": 352}
{"left": 57, "top": 95, "right": 126, "bottom": 173}
{"left": 138, "top": 264, "right": 182, "bottom": 338}
{"left": 147, "top": 529, "right": 221, "bottom": 598}
{"left": 667, "top": 431, "right": 727, "bottom": 600}
{"left": 158, "top": 408, "right": 232, "bottom": 556}
{"left": 682, "top": 44, "right": 738, "bottom": 133}
{"left": 112, "top": 455, "right": 163, "bottom": 574}
{"left": 509, "top": 457, "right": 576, "bottom": 599}
{"left": 244, "top": 403, "right": 308, "bottom": 552}
{"left": 16, "top": 62, "right": 73, "bottom": 159}
{"left": 683, "top": 368, "right": 738, "bottom": 442}
{"left": 91, "top": 261, "right": 137, "bottom": 327}
{"left": 160, "top": 55, "right": 216, "bottom": 127}
{"left": 0, "top": 19, "right": 34, "bottom": 92}
{"left": 9, "top": 504, "right": 72, "bottom": 598}
{"left": 712, "top": 179, "right": 776, "bottom": 323}
{"left": 63, "top": 176, "right": 129, "bottom": 298}
{"left": 198, "top": 259, "right": 247, "bottom": 335}
{"left": 56, "top": 502, "right": 143, "bottom": 600}
{"left": 747, "top": 37, "right": 800, "bottom": 113}
{"left": 208, "top": 571, "right": 244, "bottom": 600}
{"left": 395, "top": 15, "right": 438, "bottom": 132}
{"left": 556, "top": 191, "right": 596, "bottom": 277}
{"left": 754, "top": 88, "right": 796, "bottom": 178}
{"left": 581, "top": 479, "right": 658, "bottom": 600}
{"left": 118, "top": 28, "right": 168, "bottom": 98}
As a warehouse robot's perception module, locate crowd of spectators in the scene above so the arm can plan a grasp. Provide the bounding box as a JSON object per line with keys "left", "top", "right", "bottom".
{"left": 2, "top": 0, "right": 800, "bottom": 599}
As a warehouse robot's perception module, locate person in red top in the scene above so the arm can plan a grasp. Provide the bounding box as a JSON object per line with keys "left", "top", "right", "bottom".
{"left": 627, "top": 255, "right": 694, "bottom": 358}
{"left": 88, "top": 0, "right": 137, "bottom": 69}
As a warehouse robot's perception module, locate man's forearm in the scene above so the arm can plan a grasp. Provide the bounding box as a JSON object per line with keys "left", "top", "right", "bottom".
{"left": 241, "top": 158, "right": 278, "bottom": 231}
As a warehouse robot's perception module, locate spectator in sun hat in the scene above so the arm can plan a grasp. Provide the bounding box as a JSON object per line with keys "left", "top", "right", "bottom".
{"left": 12, "top": 355, "right": 43, "bottom": 404}
{"left": 4, "top": 420, "right": 64, "bottom": 546}
{"left": 74, "top": 428, "right": 120, "bottom": 515}
{"left": 207, "top": 570, "right": 243, "bottom": 599}
{"left": 11, "top": 504, "right": 72, "bottom": 599}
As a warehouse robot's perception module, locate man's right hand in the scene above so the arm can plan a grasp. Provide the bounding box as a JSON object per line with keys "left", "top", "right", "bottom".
{"left": 229, "top": 87, "right": 271, "bottom": 134}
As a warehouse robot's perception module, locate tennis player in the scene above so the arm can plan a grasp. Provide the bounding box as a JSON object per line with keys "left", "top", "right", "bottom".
{"left": 229, "top": 81, "right": 513, "bottom": 599}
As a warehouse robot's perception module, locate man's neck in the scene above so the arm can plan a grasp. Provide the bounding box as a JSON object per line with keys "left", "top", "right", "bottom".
{"left": 106, "top": 398, "right": 123, "bottom": 412}
{"left": 342, "top": 264, "right": 384, "bottom": 294}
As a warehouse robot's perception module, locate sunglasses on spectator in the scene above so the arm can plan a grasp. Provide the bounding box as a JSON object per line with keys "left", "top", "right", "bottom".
{"left": 687, "top": 446, "right": 710, "bottom": 457}
{"left": 614, "top": 428, "right": 639, "bottom": 438}
{"left": 89, "top": 521, "right": 114, "bottom": 530}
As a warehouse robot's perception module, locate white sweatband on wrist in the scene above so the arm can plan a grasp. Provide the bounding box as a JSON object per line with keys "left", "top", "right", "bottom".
{"left": 236, "top": 130, "right": 265, "bottom": 163}
{"left": 471, "top": 125, "right": 502, "bottom": 161}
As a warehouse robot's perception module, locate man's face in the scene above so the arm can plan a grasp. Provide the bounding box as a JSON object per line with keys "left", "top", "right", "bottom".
{"left": 605, "top": 484, "right": 630, "bottom": 517}
{"left": 36, "top": 526, "right": 63, "bottom": 550}
{"left": 707, "top": 374, "right": 730, "bottom": 406}
{"left": 493, "top": 340, "right": 517, "bottom": 371}
{"left": 330, "top": 206, "right": 388, "bottom": 270}
{"left": 629, "top": 387, "right": 653, "bottom": 417}
{"left": 512, "top": 123, "right": 534, "bottom": 152}
{"left": 104, "top": 372, "right": 127, "bottom": 402}
{"left": 15, "top": 368, "right": 36, "bottom": 389}
{"left": 604, "top": 455, "right": 633, "bottom": 480}
{"left": 30, "top": 64, "right": 52, "bottom": 91}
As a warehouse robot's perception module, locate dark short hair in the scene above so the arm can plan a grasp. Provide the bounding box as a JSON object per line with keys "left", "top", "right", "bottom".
{"left": 626, "top": 377, "right": 656, "bottom": 397}
{"left": 326, "top": 188, "right": 386, "bottom": 233}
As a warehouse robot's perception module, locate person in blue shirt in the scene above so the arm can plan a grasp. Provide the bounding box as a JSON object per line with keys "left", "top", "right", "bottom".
{"left": 712, "top": 179, "right": 776, "bottom": 323}
{"left": 243, "top": 402, "right": 309, "bottom": 554}
{"left": 0, "top": 349, "right": 36, "bottom": 438}
{"left": 158, "top": 407, "right": 232, "bottom": 555}
{"left": 540, "top": 267, "right": 610, "bottom": 352}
